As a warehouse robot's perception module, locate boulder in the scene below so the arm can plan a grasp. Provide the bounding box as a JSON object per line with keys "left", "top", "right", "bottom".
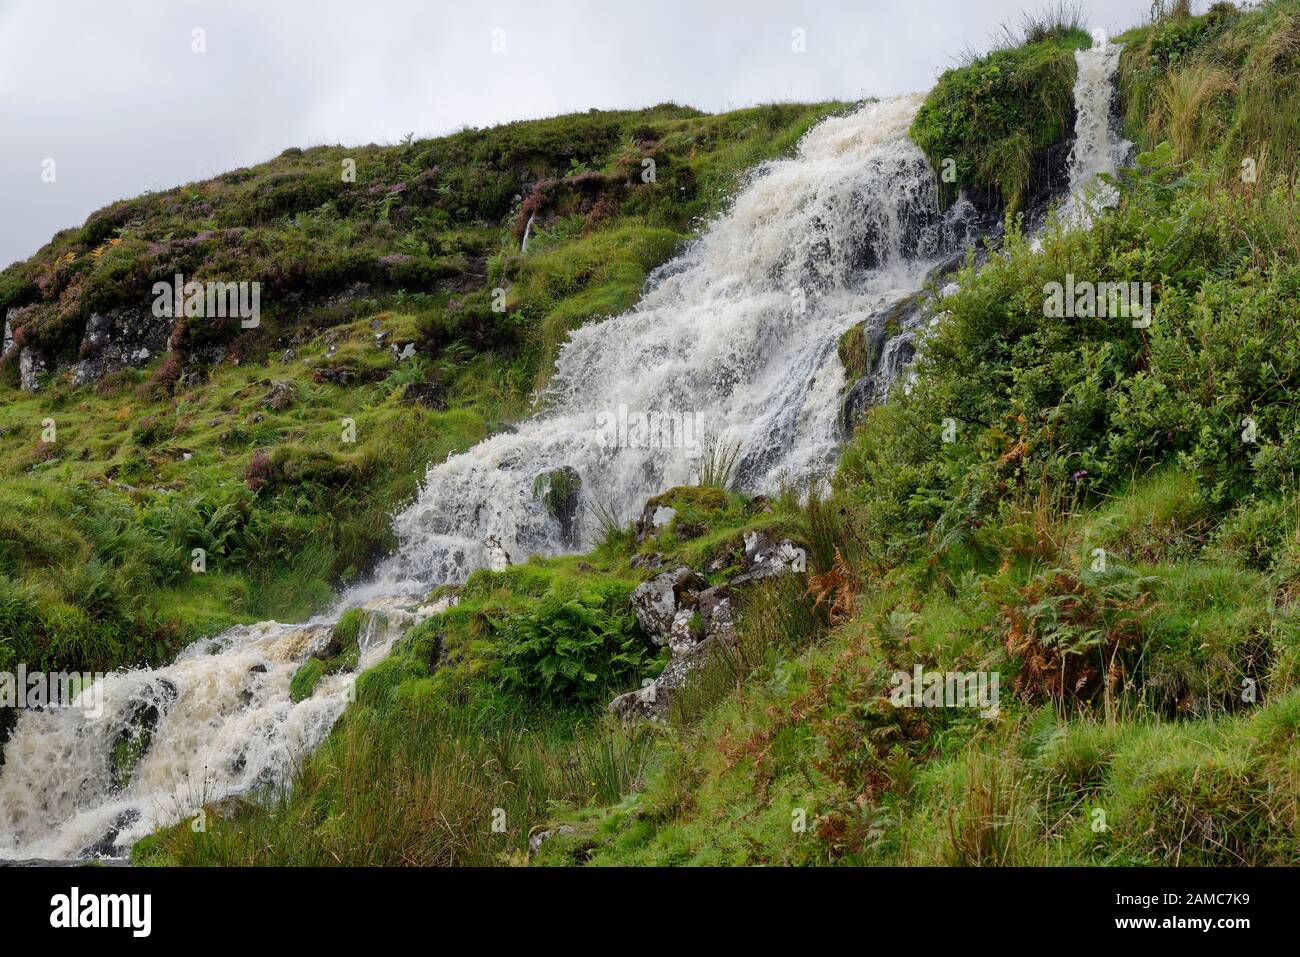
{"left": 732, "top": 530, "right": 807, "bottom": 585}
{"left": 609, "top": 636, "right": 717, "bottom": 724}
{"left": 635, "top": 502, "right": 677, "bottom": 543}
{"left": 108, "top": 678, "right": 178, "bottom": 791}
{"left": 630, "top": 566, "right": 707, "bottom": 645}
{"left": 483, "top": 535, "right": 512, "bottom": 571}
{"left": 528, "top": 825, "right": 576, "bottom": 856}
{"left": 262, "top": 380, "right": 296, "bottom": 411}
{"left": 400, "top": 379, "right": 448, "bottom": 410}
{"left": 19, "top": 346, "right": 48, "bottom": 392}
{"left": 80, "top": 808, "right": 141, "bottom": 858}
{"left": 534, "top": 466, "right": 582, "bottom": 547}
{"left": 613, "top": 580, "right": 735, "bottom": 724}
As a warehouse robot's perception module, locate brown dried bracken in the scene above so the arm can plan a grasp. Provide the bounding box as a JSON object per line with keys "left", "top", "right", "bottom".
{"left": 807, "top": 547, "right": 858, "bottom": 625}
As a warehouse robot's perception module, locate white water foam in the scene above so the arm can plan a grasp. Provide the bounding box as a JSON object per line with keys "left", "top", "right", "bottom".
{"left": 1060, "top": 35, "right": 1133, "bottom": 226}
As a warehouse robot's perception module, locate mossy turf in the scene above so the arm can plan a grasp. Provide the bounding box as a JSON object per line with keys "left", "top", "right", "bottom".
{"left": 910, "top": 26, "right": 1091, "bottom": 214}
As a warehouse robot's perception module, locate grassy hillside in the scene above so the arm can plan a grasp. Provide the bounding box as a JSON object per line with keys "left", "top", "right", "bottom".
{"left": 18, "top": 0, "right": 1300, "bottom": 867}
{"left": 0, "top": 101, "right": 845, "bottom": 682}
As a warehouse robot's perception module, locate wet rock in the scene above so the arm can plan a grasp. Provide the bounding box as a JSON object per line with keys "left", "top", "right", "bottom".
{"left": 0, "top": 705, "right": 16, "bottom": 768}
{"left": 484, "top": 535, "right": 512, "bottom": 570}
{"left": 839, "top": 293, "right": 928, "bottom": 435}
{"left": 109, "top": 679, "right": 178, "bottom": 791}
{"left": 80, "top": 808, "right": 140, "bottom": 858}
{"left": 534, "top": 466, "right": 581, "bottom": 547}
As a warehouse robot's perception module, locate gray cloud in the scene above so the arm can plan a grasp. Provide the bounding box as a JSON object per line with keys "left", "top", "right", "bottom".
{"left": 1, "top": 0, "right": 1157, "bottom": 267}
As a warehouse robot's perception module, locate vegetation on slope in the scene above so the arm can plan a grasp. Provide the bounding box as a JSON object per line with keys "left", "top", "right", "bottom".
{"left": 74, "top": 1, "right": 1300, "bottom": 867}
{"left": 910, "top": 6, "right": 1091, "bottom": 213}
{"left": 0, "top": 101, "right": 844, "bottom": 682}
{"left": 1119, "top": 0, "right": 1300, "bottom": 182}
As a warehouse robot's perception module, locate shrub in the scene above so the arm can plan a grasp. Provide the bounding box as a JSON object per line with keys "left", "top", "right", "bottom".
{"left": 495, "top": 583, "right": 644, "bottom": 705}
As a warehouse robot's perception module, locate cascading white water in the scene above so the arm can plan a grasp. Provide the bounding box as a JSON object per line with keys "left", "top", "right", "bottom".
{"left": 364, "top": 93, "right": 976, "bottom": 594}
{"left": 0, "top": 94, "right": 983, "bottom": 860}
{"left": 0, "top": 596, "right": 447, "bottom": 860}
{"left": 1060, "top": 34, "right": 1133, "bottom": 225}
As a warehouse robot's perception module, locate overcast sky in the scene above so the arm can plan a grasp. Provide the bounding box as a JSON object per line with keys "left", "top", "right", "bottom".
{"left": 1, "top": 0, "right": 1165, "bottom": 268}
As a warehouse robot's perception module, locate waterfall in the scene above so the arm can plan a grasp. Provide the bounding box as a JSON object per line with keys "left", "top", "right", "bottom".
{"left": 0, "top": 94, "right": 983, "bottom": 860}
{"left": 1060, "top": 34, "right": 1133, "bottom": 225}
{"left": 363, "top": 93, "right": 979, "bottom": 595}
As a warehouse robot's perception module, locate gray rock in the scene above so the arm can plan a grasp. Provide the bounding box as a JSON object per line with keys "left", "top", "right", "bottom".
{"left": 613, "top": 581, "right": 736, "bottom": 724}
{"left": 731, "top": 530, "right": 806, "bottom": 585}
{"left": 630, "top": 566, "right": 707, "bottom": 645}
{"left": 19, "top": 346, "right": 48, "bottom": 391}
{"left": 609, "top": 636, "right": 718, "bottom": 724}
{"left": 528, "top": 824, "right": 576, "bottom": 856}
{"left": 263, "top": 380, "right": 296, "bottom": 411}
{"left": 634, "top": 499, "right": 677, "bottom": 543}
{"left": 483, "top": 535, "right": 512, "bottom": 571}
{"left": 534, "top": 466, "right": 582, "bottom": 547}
{"left": 70, "top": 308, "right": 172, "bottom": 387}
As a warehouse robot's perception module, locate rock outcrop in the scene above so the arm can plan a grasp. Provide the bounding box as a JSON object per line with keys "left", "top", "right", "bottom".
{"left": 610, "top": 526, "right": 807, "bottom": 724}
{"left": 70, "top": 308, "right": 172, "bottom": 387}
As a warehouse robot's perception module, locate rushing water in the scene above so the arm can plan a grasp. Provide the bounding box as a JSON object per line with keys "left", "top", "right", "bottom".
{"left": 1, "top": 63, "right": 1131, "bottom": 859}
{"left": 1060, "top": 35, "right": 1133, "bottom": 225}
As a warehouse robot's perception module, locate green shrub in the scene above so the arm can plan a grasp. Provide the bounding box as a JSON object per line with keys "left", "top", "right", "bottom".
{"left": 495, "top": 583, "right": 644, "bottom": 705}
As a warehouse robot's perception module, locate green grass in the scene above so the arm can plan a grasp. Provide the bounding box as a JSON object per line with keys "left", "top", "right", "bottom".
{"left": 1119, "top": 0, "right": 1300, "bottom": 186}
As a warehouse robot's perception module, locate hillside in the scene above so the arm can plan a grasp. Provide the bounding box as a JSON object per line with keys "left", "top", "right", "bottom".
{"left": 0, "top": 101, "right": 843, "bottom": 686}
{"left": 2, "top": 0, "right": 1299, "bottom": 869}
